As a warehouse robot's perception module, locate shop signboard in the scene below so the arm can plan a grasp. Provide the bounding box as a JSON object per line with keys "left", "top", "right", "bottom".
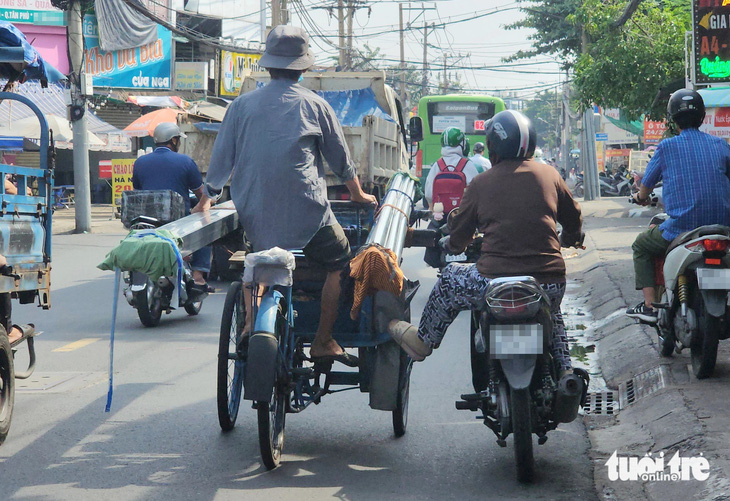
{"left": 83, "top": 14, "right": 172, "bottom": 89}
{"left": 175, "top": 62, "right": 208, "bottom": 91}
{"left": 0, "top": 0, "right": 64, "bottom": 26}
{"left": 700, "top": 107, "right": 730, "bottom": 138}
{"left": 693, "top": 0, "right": 730, "bottom": 85}
{"left": 219, "top": 50, "right": 262, "bottom": 97}
{"left": 111, "top": 159, "right": 135, "bottom": 206}
{"left": 643, "top": 119, "right": 667, "bottom": 145}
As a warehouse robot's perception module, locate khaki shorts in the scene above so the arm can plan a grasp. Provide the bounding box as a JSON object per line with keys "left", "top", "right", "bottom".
{"left": 303, "top": 224, "right": 351, "bottom": 271}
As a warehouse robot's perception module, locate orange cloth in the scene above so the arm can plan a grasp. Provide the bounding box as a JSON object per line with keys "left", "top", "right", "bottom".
{"left": 349, "top": 244, "right": 404, "bottom": 320}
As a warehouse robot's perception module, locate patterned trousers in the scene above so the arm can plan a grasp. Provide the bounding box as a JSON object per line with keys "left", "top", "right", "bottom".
{"left": 418, "top": 263, "right": 572, "bottom": 371}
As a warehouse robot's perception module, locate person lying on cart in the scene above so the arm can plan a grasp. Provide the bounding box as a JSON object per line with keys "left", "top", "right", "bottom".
{"left": 384, "top": 110, "right": 583, "bottom": 381}
{"left": 0, "top": 254, "right": 35, "bottom": 345}
{"left": 194, "top": 26, "right": 376, "bottom": 366}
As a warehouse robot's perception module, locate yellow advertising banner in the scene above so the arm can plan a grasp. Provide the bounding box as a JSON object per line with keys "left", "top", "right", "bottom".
{"left": 111, "top": 159, "right": 135, "bottom": 206}
{"left": 595, "top": 140, "right": 604, "bottom": 172}
{"left": 219, "top": 50, "right": 262, "bottom": 97}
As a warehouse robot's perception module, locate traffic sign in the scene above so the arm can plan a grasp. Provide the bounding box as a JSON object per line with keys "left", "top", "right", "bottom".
{"left": 595, "top": 133, "right": 608, "bottom": 141}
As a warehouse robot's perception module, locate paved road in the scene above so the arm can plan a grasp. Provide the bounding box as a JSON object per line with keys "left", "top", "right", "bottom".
{"left": 0, "top": 233, "right": 596, "bottom": 500}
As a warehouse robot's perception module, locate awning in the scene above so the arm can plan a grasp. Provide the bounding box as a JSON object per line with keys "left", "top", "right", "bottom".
{"left": 0, "top": 81, "right": 131, "bottom": 151}
{"left": 127, "top": 95, "right": 189, "bottom": 109}
{"left": 188, "top": 101, "right": 227, "bottom": 122}
{"left": 698, "top": 87, "right": 730, "bottom": 108}
{"left": 0, "top": 136, "right": 24, "bottom": 151}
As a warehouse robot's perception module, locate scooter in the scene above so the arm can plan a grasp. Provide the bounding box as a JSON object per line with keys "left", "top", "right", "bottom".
{"left": 632, "top": 205, "right": 730, "bottom": 378}
{"left": 599, "top": 168, "right": 633, "bottom": 197}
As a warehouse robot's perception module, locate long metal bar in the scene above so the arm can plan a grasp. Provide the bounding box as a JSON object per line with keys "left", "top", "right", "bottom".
{"left": 366, "top": 173, "right": 417, "bottom": 261}
{"left": 156, "top": 201, "right": 240, "bottom": 257}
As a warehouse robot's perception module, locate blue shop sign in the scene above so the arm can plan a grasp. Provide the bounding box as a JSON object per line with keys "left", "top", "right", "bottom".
{"left": 83, "top": 14, "right": 172, "bottom": 89}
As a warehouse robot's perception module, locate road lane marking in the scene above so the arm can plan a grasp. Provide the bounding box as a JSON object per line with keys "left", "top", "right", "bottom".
{"left": 52, "top": 338, "right": 101, "bottom": 352}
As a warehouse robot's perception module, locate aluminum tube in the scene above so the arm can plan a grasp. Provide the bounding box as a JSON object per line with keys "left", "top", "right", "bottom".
{"left": 389, "top": 178, "right": 416, "bottom": 258}
{"left": 380, "top": 175, "right": 407, "bottom": 249}
{"left": 367, "top": 174, "right": 405, "bottom": 246}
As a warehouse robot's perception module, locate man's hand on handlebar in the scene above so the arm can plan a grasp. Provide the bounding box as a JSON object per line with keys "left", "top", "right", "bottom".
{"left": 560, "top": 231, "right": 586, "bottom": 250}
{"left": 632, "top": 192, "right": 650, "bottom": 206}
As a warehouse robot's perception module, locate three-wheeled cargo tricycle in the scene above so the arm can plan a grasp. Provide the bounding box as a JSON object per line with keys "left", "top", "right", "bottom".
{"left": 0, "top": 92, "right": 53, "bottom": 445}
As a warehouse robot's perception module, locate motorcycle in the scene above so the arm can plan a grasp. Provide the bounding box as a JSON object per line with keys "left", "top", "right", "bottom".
{"left": 120, "top": 190, "right": 208, "bottom": 327}
{"left": 631, "top": 203, "right": 730, "bottom": 378}
{"left": 598, "top": 167, "right": 633, "bottom": 197}
{"left": 426, "top": 212, "right": 588, "bottom": 482}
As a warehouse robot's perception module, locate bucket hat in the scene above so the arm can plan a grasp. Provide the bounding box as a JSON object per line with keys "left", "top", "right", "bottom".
{"left": 259, "top": 25, "right": 315, "bottom": 70}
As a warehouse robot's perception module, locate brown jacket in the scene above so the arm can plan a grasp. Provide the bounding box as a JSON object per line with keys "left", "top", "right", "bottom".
{"left": 448, "top": 158, "right": 582, "bottom": 283}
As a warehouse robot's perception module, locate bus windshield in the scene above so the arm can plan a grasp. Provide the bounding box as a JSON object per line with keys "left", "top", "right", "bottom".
{"left": 427, "top": 101, "right": 497, "bottom": 135}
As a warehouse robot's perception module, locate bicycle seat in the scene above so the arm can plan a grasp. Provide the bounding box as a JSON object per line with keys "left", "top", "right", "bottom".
{"left": 243, "top": 247, "right": 296, "bottom": 286}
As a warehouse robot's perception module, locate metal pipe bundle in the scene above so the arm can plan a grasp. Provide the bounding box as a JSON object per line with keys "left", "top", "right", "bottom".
{"left": 366, "top": 173, "right": 417, "bottom": 260}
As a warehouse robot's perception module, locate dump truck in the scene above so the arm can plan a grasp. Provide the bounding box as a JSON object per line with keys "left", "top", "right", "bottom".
{"left": 181, "top": 70, "right": 411, "bottom": 199}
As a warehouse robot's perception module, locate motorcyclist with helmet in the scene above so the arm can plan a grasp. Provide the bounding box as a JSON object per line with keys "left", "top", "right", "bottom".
{"left": 423, "top": 126, "right": 481, "bottom": 208}
{"left": 387, "top": 110, "right": 583, "bottom": 377}
{"left": 470, "top": 141, "right": 492, "bottom": 173}
{"left": 626, "top": 89, "right": 730, "bottom": 323}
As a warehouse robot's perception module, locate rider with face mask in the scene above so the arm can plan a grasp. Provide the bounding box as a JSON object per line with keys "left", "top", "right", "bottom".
{"left": 386, "top": 111, "right": 583, "bottom": 380}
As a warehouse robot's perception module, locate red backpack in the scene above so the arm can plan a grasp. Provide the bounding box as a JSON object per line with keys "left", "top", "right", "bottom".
{"left": 432, "top": 157, "right": 468, "bottom": 212}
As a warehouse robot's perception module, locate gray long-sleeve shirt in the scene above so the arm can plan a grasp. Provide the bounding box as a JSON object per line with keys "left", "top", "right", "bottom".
{"left": 205, "top": 79, "right": 357, "bottom": 251}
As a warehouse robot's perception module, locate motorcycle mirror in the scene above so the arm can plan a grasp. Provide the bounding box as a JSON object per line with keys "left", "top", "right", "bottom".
{"left": 409, "top": 116, "right": 424, "bottom": 143}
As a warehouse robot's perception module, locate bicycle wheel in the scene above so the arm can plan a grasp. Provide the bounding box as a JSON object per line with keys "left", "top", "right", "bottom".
{"left": 0, "top": 329, "right": 14, "bottom": 445}
{"left": 257, "top": 303, "right": 289, "bottom": 470}
{"left": 217, "top": 282, "right": 246, "bottom": 431}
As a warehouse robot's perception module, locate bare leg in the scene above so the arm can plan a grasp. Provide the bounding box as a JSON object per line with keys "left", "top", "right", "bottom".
{"left": 309, "top": 270, "right": 344, "bottom": 357}
{"left": 643, "top": 286, "right": 656, "bottom": 309}
{"left": 193, "top": 270, "right": 206, "bottom": 285}
{"left": 6, "top": 326, "right": 22, "bottom": 344}
{"left": 242, "top": 282, "right": 261, "bottom": 337}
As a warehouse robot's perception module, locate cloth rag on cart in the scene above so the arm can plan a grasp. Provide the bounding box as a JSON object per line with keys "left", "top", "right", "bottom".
{"left": 348, "top": 244, "right": 404, "bottom": 320}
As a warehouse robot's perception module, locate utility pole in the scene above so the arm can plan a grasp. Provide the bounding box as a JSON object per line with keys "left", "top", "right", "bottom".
{"left": 338, "top": 0, "right": 346, "bottom": 68}
{"left": 272, "top": 0, "right": 280, "bottom": 27}
{"left": 442, "top": 53, "right": 448, "bottom": 92}
{"left": 346, "top": 0, "right": 354, "bottom": 70}
{"left": 68, "top": 0, "right": 91, "bottom": 233}
{"left": 561, "top": 71, "right": 570, "bottom": 181}
{"left": 399, "top": 2, "right": 406, "bottom": 104}
{"left": 421, "top": 20, "right": 429, "bottom": 95}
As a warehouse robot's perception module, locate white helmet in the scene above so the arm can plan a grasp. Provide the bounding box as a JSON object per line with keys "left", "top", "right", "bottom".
{"left": 153, "top": 122, "right": 186, "bottom": 143}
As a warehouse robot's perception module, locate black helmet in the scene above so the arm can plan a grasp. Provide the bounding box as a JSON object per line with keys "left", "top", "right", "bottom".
{"left": 473, "top": 142, "right": 485, "bottom": 154}
{"left": 485, "top": 110, "right": 537, "bottom": 160}
{"left": 667, "top": 89, "right": 705, "bottom": 128}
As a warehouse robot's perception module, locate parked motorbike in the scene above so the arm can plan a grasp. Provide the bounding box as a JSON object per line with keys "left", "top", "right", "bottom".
{"left": 123, "top": 215, "right": 207, "bottom": 327}
{"left": 425, "top": 211, "right": 588, "bottom": 482}
{"left": 631, "top": 205, "right": 730, "bottom": 378}
{"left": 598, "top": 167, "right": 633, "bottom": 197}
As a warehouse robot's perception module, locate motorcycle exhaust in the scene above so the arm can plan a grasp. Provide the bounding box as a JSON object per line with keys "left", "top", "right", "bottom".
{"left": 553, "top": 373, "right": 584, "bottom": 423}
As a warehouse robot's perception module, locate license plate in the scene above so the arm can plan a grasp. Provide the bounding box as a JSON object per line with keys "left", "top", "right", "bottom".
{"left": 489, "top": 324, "right": 543, "bottom": 358}
{"left": 445, "top": 253, "right": 467, "bottom": 263}
{"left": 697, "top": 268, "right": 730, "bottom": 290}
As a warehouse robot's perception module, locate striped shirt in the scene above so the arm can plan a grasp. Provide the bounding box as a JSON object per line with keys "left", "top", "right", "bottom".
{"left": 642, "top": 128, "right": 730, "bottom": 241}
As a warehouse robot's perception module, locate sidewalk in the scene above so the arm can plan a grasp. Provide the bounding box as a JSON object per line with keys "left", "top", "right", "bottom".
{"left": 570, "top": 198, "right": 730, "bottom": 500}
{"left": 52, "top": 204, "right": 127, "bottom": 235}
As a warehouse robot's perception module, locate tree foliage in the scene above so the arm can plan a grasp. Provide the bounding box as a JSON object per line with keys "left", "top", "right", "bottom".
{"left": 523, "top": 89, "right": 561, "bottom": 150}
{"left": 509, "top": 0, "right": 690, "bottom": 120}
{"left": 505, "top": 0, "right": 583, "bottom": 67}
{"left": 571, "top": 0, "right": 690, "bottom": 119}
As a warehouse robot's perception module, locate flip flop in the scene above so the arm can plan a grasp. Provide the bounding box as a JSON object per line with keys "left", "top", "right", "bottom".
{"left": 310, "top": 351, "right": 360, "bottom": 368}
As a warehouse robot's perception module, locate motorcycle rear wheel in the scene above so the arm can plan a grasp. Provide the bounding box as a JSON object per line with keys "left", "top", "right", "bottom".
{"left": 135, "top": 280, "right": 163, "bottom": 327}
{"left": 691, "top": 292, "right": 720, "bottom": 379}
{"left": 510, "top": 387, "right": 535, "bottom": 483}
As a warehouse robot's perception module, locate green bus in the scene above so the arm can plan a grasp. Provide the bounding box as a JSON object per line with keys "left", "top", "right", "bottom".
{"left": 415, "top": 94, "right": 506, "bottom": 180}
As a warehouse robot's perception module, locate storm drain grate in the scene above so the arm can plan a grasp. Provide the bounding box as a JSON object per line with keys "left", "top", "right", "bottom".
{"left": 583, "top": 390, "right": 619, "bottom": 416}
{"left": 582, "top": 366, "right": 669, "bottom": 416}
{"left": 618, "top": 365, "right": 668, "bottom": 408}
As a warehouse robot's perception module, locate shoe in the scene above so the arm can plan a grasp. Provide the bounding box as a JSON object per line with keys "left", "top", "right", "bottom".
{"left": 387, "top": 320, "right": 433, "bottom": 361}
{"left": 626, "top": 301, "right": 657, "bottom": 323}
{"left": 310, "top": 351, "right": 360, "bottom": 368}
